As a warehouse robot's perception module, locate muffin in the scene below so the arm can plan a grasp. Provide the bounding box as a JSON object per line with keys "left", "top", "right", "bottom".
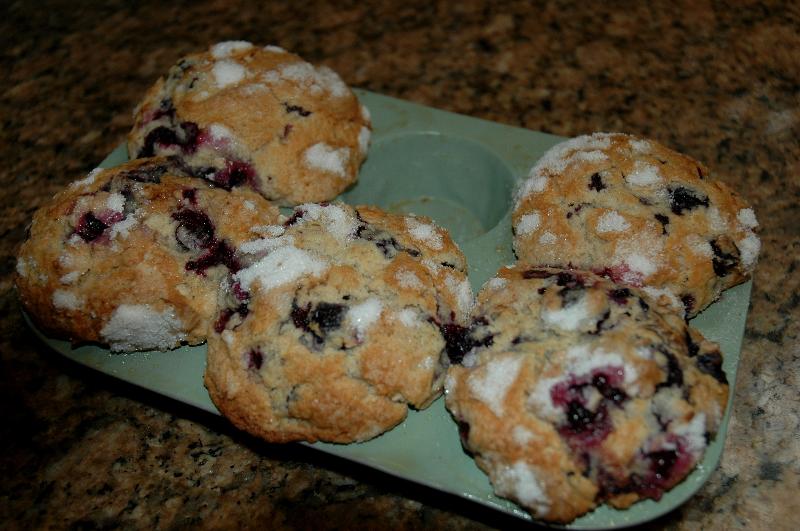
{"left": 205, "top": 202, "right": 474, "bottom": 442}
{"left": 15, "top": 157, "right": 280, "bottom": 351}
{"left": 512, "top": 132, "right": 759, "bottom": 317}
{"left": 445, "top": 266, "right": 728, "bottom": 523}
{"left": 128, "top": 41, "right": 371, "bottom": 206}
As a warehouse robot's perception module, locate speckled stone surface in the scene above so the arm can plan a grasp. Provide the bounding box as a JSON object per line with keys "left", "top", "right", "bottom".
{"left": 1, "top": 1, "right": 798, "bottom": 529}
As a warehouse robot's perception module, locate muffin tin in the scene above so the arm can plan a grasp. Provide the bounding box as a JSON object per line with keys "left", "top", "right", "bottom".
{"left": 30, "top": 89, "right": 752, "bottom": 528}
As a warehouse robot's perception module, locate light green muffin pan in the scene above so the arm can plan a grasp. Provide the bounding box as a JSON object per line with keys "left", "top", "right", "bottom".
{"left": 32, "top": 89, "right": 752, "bottom": 528}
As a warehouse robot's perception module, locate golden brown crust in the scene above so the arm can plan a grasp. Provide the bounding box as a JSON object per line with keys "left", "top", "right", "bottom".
{"left": 512, "top": 133, "right": 760, "bottom": 317}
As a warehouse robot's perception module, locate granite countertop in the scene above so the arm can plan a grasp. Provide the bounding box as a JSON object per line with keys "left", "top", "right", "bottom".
{"left": 1, "top": 1, "right": 797, "bottom": 529}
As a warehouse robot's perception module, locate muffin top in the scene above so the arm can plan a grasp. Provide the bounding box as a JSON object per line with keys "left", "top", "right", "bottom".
{"left": 513, "top": 132, "right": 759, "bottom": 317}
{"left": 445, "top": 265, "right": 728, "bottom": 523}
{"left": 128, "top": 41, "right": 371, "bottom": 206}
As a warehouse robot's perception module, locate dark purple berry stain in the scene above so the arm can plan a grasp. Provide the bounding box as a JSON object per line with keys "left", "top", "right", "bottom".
{"left": 684, "top": 330, "right": 700, "bottom": 357}
{"left": 680, "top": 294, "right": 695, "bottom": 316}
{"left": 172, "top": 209, "right": 215, "bottom": 251}
{"left": 522, "top": 269, "right": 555, "bottom": 280}
{"left": 588, "top": 172, "right": 606, "bottom": 191}
{"left": 310, "top": 302, "right": 346, "bottom": 333}
{"left": 695, "top": 351, "right": 727, "bottom": 384}
{"left": 627, "top": 439, "right": 695, "bottom": 500}
{"left": 214, "top": 304, "right": 249, "bottom": 333}
{"left": 578, "top": 453, "right": 594, "bottom": 478}
{"left": 182, "top": 188, "right": 198, "bottom": 205}
{"left": 594, "top": 266, "right": 618, "bottom": 284}
{"left": 283, "top": 102, "right": 312, "bottom": 117}
{"left": 562, "top": 401, "right": 610, "bottom": 439}
{"left": 139, "top": 127, "right": 179, "bottom": 157}
{"left": 119, "top": 188, "right": 136, "bottom": 214}
{"left": 654, "top": 213, "right": 670, "bottom": 235}
{"left": 291, "top": 303, "right": 312, "bottom": 332}
{"left": 592, "top": 372, "right": 627, "bottom": 405}
{"left": 565, "top": 400, "right": 594, "bottom": 428}
{"left": 556, "top": 271, "right": 584, "bottom": 289}
{"left": 668, "top": 187, "right": 709, "bottom": 215}
{"left": 655, "top": 349, "right": 684, "bottom": 389}
{"left": 369, "top": 234, "right": 405, "bottom": 258}
{"left": 137, "top": 121, "right": 200, "bottom": 158}
{"left": 180, "top": 122, "right": 200, "bottom": 151}
{"left": 436, "top": 317, "right": 493, "bottom": 365}
{"left": 355, "top": 223, "right": 420, "bottom": 258}
{"left": 566, "top": 203, "right": 585, "bottom": 219}
{"left": 290, "top": 302, "right": 326, "bottom": 346}
{"left": 118, "top": 163, "right": 168, "bottom": 183}
{"left": 591, "top": 310, "right": 612, "bottom": 335}
{"left": 186, "top": 240, "right": 239, "bottom": 275}
{"left": 550, "top": 367, "right": 627, "bottom": 447}
{"left": 609, "top": 288, "right": 632, "bottom": 305}
{"left": 150, "top": 99, "right": 176, "bottom": 122}
{"left": 439, "top": 323, "right": 472, "bottom": 364}
{"left": 209, "top": 160, "right": 255, "bottom": 190}
{"left": 75, "top": 212, "right": 109, "bottom": 242}
{"left": 594, "top": 432, "right": 699, "bottom": 502}
{"left": 246, "top": 348, "right": 264, "bottom": 370}
{"left": 170, "top": 208, "right": 240, "bottom": 275}
{"left": 232, "top": 281, "right": 249, "bottom": 302}
{"left": 648, "top": 449, "right": 679, "bottom": 481}
{"left": 283, "top": 209, "right": 305, "bottom": 226}
{"left": 709, "top": 239, "right": 739, "bottom": 277}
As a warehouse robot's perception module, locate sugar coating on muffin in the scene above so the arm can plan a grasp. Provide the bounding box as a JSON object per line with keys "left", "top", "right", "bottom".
{"left": 445, "top": 266, "right": 728, "bottom": 523}
{"left": 128, "top": 41, "right": 371, "bottom": 206}
{"left": 512, "top": 132, "right": 759, "bottom": 317}
{"left": 204, "top": 202, "right": 474, "bottom": 443}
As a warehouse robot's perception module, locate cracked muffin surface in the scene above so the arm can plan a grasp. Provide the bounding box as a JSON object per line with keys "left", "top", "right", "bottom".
{"left": 128, "top": 41, "right": 371, "bottom": 206}
{"left": 205, "top": 202, "right": 473, "bottom": 443}
{"left": 444, "top": 266, "right": 728, "bottom": 523}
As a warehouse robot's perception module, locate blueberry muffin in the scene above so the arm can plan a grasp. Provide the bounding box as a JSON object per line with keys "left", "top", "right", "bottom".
{"left": 512, "top": 133, "right": 760, "bottom": 317}
{"left": 128, "top": 41, "right": 371, "bottom": 206}
{"left": 205, "top": 202, "right": 473, "bottom": 443}
{"left": 444, "top": 266, "right": 728, "bottom": 523}
{"left": 15, "top": 157, "right": 280, "bottom": 351}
